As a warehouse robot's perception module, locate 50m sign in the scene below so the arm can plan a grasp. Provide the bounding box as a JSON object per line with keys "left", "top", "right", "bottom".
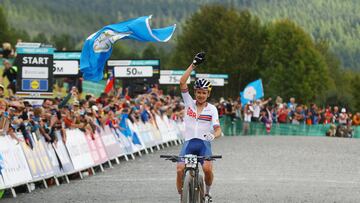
{"left": 114, "top": 66, "right": 153, "bottom": 77}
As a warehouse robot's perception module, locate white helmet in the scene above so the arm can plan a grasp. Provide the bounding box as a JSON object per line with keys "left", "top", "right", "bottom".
{"left": 194, "top": 78, "right": 212, "bottom": 91}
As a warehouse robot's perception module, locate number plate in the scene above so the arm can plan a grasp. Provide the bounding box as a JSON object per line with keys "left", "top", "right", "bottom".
{"left": 184, "top": 154, "right": 197, "bottom": 168}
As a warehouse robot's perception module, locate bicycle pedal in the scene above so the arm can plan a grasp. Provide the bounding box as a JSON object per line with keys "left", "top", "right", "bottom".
{"left": 204, "top": 194, "right": 213, "bottom": 203}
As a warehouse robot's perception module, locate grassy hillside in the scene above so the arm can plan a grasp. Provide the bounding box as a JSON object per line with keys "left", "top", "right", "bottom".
{"left": 1, "top": 0, "right": 360, "bottom": 69}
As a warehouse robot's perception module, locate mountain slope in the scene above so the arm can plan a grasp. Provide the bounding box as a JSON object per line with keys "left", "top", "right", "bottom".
{"left": 1, "top": 0, "right": 359, "bottom": 69}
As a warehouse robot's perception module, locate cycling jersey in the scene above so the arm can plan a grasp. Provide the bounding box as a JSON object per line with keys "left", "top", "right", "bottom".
{"left": 181, "top": 89, "right": 220, "bottom": 141}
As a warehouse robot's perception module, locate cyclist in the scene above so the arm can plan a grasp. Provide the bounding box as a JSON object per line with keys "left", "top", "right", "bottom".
{"left": 177, "top": 52, "right": 222, "bottom": 202}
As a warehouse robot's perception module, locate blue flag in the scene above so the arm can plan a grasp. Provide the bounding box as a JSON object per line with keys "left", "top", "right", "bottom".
{"left": 132, "top": 132, "right": 142, "bottom": 145}
{"left": 119, "top": 114, "right": 132, "bottom": 137}
{"left": 80, "top": 15, "right": 176, "bottom": 81}
{"left": 119, "top": 114, "right": 142, "bottom": 145}
{"left": 240, "top": 79, "right": 264, "bottom": 105}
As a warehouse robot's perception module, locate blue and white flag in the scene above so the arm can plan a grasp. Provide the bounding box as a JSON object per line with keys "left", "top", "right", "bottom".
{"left": 119, "top": 114, "right": 142, "bottom": 145}
{"left": 240, "top": 79, "right": 264, "bottom": 105}
{"left": 0, "top": 153, "right": 3, "bottom": 176}
{"left": 80, "top": 15, "right": 176, "bottom": 81}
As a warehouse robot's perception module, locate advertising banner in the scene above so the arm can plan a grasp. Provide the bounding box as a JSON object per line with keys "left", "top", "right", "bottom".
{"left": 52, "top": 131, "right": 74, "bottom": 173}
{"left": 65, "top": 129, "right": 94, "bottom": 171}
{"left": 100, "top": 126, "right": 126, "bottom": 159}
{"left": 85, "top": 131, "right": 108, "bottom": 165}
{"left": 0, "top": 137, "right": 32, "bottom": 188}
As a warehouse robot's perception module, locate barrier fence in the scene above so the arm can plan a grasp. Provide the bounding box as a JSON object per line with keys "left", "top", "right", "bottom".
{"left": 220, "top": 116, "right": 360, "bottom": 138}
{"left": 0, "top": 116, "right": 185, "bottom": 198}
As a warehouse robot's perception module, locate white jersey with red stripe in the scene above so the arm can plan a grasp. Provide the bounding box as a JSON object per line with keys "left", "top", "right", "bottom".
{"left": 181, "top": 89, "right": 220, "bottom": 141}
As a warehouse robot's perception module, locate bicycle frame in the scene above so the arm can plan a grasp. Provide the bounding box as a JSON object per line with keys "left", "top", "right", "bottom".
{"left": 183, "top": 159, "right": 202, "bottom": 202}
{"left": 160, "top": 154, "right": 222, "bottom": 203}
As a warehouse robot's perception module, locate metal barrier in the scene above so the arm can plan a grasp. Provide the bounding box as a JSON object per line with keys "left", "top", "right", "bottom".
{"left": 220, "top": 116, "right": 360, "bottom": 138}
{"left": 0, "top": 117, "right": 185, "bottom": 198}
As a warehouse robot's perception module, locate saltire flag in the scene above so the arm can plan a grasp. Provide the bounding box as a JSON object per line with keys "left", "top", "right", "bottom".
{"left": 240, "top": 79, "right": 264, "bottom": 105}
{"left": 104, "top": 75, "right": 115, "bottom": 94}
{"left": 80, "top": 15, "right": 176, "bottom": 81}
{"left": 119, "top": 114, "right": 142, "bottom": 145}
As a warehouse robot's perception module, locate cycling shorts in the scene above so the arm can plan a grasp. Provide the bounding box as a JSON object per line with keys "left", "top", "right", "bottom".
{"left": 179, "top": 138, "right": 212, "bottom": 164}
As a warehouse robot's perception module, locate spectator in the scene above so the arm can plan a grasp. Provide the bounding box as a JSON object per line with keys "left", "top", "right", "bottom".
{"left": 338, "top": 108, "right": 348, "bottom": 125}
{"left": 0, "top": 84, "right": 4, "bottom": 98}
{"left": 242, "top": 103, "right": 252, "bottom": 135}
{"left": 234, "top": 101, "right": 242, "bottom": 121}
{"left": 288, "top": 97, "right": 297, "bottom": 112}
{"left": 353, "top": 112, "right": 360, "bottom": 126}
{"left": 1, "top": 42, "right": 14, "bottom": 59}
{"left": 277, "top": 103, "right": 289, "bottom": 123}
{"left": 1, "top": 59, "right": 17, "bottom": 94}
{"left": 324, "top": 107, "right": 333, "bottom": 124}
{"left": 332, "top": 106, "right": 340, "bottom": 124}
{"left": 291, "top": 105, "right": 305, "bottom": 124}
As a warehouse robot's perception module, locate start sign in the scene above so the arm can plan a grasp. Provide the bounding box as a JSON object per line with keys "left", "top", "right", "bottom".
{"left": 16, "top": 47, "right": 54, "bottom": 98}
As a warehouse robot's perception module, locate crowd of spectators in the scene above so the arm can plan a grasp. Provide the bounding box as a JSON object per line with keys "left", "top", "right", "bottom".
{"left": 0, "top": 85, "right": 186, "bottom": 148}
{"left": 216, "top": 96, "right": 360, "bottom": 137}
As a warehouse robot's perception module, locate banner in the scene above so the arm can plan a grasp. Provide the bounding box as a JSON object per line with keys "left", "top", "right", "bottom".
{"left": 112, "top": 128, "right": 134, "bottom": 155}
{"left": 52, "top": 131, "right": 74, "bottom": 173}
{"left": 85, "top": 131, "right": 108, "bottom": 165}
{"left": 100, "top": 126, "right": 126, "bottom": 159}
{"left": 65, "top": 129, "right": 94, "bottom": 171}
{"left": 0, "top": 136, "right": 32, "bottom": 188}
{"left": 42, "top": 141, "right": 61, "bottom": 175}
{"left": 20, "top": 133, "right": 55, "bottom": 179}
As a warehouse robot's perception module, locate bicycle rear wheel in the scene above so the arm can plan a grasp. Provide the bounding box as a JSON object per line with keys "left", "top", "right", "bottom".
{"left": 181, "top": 174, "right": 194, "bottom": 203}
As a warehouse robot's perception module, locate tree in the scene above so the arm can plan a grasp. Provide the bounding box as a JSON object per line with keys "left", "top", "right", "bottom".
{"left": 0, "top": 6, "right": 10, "bottom": 42}
{"left": 142, "top": 43, "right": 158, "bottom": 58}
{"left": 260, "top": 19, "right": 331, "bottom": 104}
{"left": 51, "top": 34, "right": 75, "bottom": 50}
{"left": 32, "top": 32, "right": 49, "bottom": 44}
{"left": 172, "top": 5, "right": 265, "bottom": 97}
{"left": 351, "top": 74, "right": 360, "bottom": 111}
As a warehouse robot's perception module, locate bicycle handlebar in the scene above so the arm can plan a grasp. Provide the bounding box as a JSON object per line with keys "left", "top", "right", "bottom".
{"left": 160, "top": 155, "right": 222, "bottom": 161}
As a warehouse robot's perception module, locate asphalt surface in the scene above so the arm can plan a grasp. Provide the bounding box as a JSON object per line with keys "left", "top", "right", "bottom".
{"left": 2, "top": 136, "right": 360, "bottom": 203}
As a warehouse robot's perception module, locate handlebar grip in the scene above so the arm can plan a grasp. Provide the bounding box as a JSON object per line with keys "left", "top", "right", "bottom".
{"left": 160, "top": 155, "right": 173, "bottom": 158}
{"left": 210, "top": 155, "right": 222, "bottom": 159}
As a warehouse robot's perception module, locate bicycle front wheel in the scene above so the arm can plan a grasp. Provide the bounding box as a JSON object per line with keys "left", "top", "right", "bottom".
{"left": 195, "top": 174, "right": 205, "bottom": 203}
{"left": 181, "top": 174, "right": 194, "bottom": 203}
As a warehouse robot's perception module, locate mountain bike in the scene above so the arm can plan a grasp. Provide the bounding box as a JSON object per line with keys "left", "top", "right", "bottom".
{"left": 160, "top": 154, "right": 222, "bottom": 203}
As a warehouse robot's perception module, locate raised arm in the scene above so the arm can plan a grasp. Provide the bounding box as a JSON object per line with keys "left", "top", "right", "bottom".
{"left": 179, "top": 64, "right": 195, "bottom": 91}
{"left": 179, "top": 52, "right": 206, "bottom": 91}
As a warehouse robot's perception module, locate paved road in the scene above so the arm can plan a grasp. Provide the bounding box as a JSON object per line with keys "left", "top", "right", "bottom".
{"left": 3, "top": 136, "right": 360, "bottom": 203}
